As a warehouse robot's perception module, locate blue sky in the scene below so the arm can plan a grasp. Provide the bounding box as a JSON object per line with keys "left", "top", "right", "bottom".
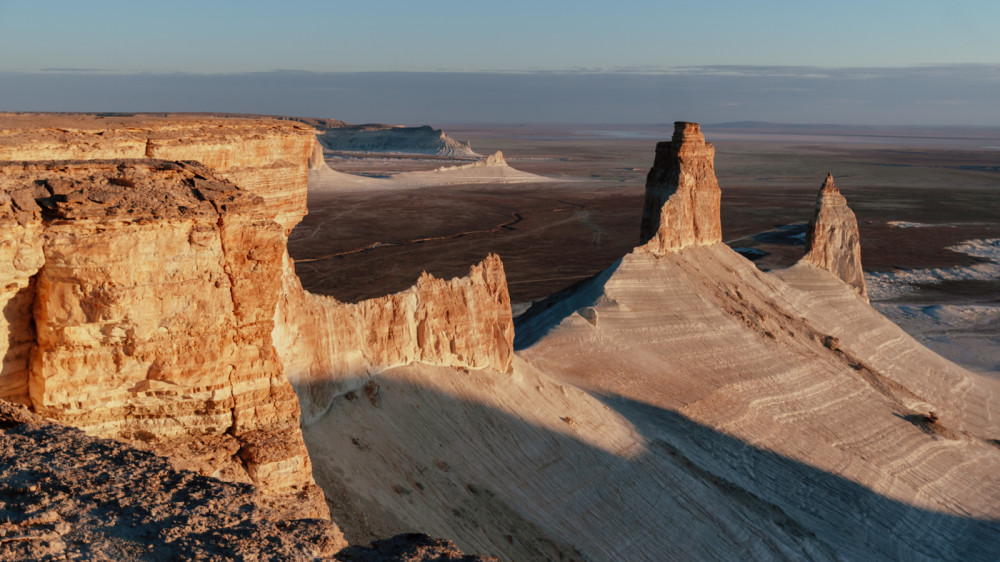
{"left": 1, "top": 1, "right": 998, "bottom": 124}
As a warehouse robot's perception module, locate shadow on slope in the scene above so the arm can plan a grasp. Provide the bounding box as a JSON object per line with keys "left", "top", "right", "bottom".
{"left": 304, "top": 368, "right": 1000, "bottom": 561}
{"left": 513, "top": 259, "right": 621, "bottom": 350}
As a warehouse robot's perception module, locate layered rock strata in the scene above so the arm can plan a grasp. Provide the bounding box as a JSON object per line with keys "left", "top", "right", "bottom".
{"left": 0, "top": 114, "right": 317, "bottom": 232}
{"left": 638, "top": 121, "right": 722, "bottom": 254}
{"left": 802, "top": 173, "right": 868, "bottom": 299}
{"left": 0, "top": 115, "right": 519, "bottom": 529}
{"left": 0, "top": 160, "right": 325, "bottom": 519}
{"left": 276, "top": 254, "right": 514, "bottom": 421}
{"left": 0, "top": 190, "right": 44, "bottom": 405}
{"left": 317, "top": 124, "right": 480, "bottom": 158}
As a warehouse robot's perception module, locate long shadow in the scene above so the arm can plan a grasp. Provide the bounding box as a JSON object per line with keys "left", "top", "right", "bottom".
{"left": 306, "top": 372, "right": 1000, "bottom": 561}
{"left": 596, "top": 392, "right": 1000, "bottom": 561}
{"left": 513, "top": 258, "right": 621, "bottom": 350}
{"left": 1, "top": 282, "right": 35, "bottom": 402}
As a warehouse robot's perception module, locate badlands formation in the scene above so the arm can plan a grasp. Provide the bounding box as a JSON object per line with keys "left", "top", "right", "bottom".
{"left": 1, "top": 114, "right": 999, "bottom": 560}
{"left": 308, "top": 144, "right": 552, "bottom": 192}
{"left": 317, "top": 124, "right": 480, "bottom": 158}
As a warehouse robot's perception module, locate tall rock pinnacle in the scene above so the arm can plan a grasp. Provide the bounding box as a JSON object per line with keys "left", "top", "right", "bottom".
{"left": 638, "top": 122, "right": 722, "bottom": 254}
{"left": 803, "top": 173, "right": 868, "bottom": 300}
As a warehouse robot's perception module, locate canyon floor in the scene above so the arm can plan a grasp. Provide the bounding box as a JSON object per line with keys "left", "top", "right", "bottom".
{"left": 289, "top": 123, "right": 1000, "bottom": 375}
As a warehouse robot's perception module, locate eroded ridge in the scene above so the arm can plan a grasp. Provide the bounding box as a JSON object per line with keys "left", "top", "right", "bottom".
{"left": 277, "top": 253, "right": 515, "bottom": 421}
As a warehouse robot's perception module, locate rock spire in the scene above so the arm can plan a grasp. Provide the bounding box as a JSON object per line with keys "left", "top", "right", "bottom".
{"left": 638, "top": 122, "right": 722, "bottom": 254}
{"left": 802, "top": 173, "right": 868, "bottom": 300}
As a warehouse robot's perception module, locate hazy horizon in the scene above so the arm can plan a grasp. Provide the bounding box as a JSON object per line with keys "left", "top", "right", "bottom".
{"left": 3, "top": 65, "right": 999, "bottom": 128}
{"left": 2, "top": 1, "right": 998, "bottom": 127}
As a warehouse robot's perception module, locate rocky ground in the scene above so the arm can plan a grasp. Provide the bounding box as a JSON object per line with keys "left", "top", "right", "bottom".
{"left": 0, "top": 401, "right": 493, "bottom": 561}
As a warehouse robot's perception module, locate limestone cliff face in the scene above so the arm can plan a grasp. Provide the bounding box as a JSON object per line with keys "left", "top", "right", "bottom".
{"left": 637, "top": 122, "right": 722, "bottom": 254}
{"left": 802, "top": 173, "right": 868, "bottom": 300}
{"left": 0, "top": 114, "right": 316, "bottom": 232}
{"left": 0, "top": 159, "right": 326, "bottom": 520}
{"left": 0, "top": 114, "right": 518, "bottom": 528}
{"left": 276, "top": 254, "right": 514, "bottom": 421}
{"left": 0, "top": 191, "right": 44, "bottom": 405}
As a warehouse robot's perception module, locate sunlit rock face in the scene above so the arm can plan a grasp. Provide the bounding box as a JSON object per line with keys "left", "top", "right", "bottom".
{"left": 0, "top": 159, "right": 326, "bottom": 520}
{"left": 637, "top": 121, "right": 722, "bottom": 254}
{"left": 802, "top": 173, "right": 868, "bottom": 300}
{"left": 0, "top": 114, "right": 316, "bottom": 232}
{"left": 0, "top": 114, "right": 519, "bottom": 527}
{"left": 276, "top": 254, "right": 515, "bottom": 422}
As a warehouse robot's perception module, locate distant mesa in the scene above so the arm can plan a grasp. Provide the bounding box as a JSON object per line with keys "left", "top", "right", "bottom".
{"left": 309, "top": 150, "right": 554, "bottom": 191}
{"left": 316, "top": 124, "right": 481, "bottom": 158}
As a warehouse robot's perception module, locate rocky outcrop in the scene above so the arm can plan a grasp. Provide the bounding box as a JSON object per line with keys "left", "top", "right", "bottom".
{"left": 276, "top": 255, "right": 514, "bottom": 421}
{"left": 0, "top": 114, "right": 317, "bottom": 232}
{"left": 0, "top": 400, "right": 347, "bottom": 560}
{"left": 802, "top": 173, "right": 868, "bottom": 300}
{"left": 0, "top": 190, "right": 44, "bottom": 406}
{"left": 317, "top": 124, "right": 480, "bottom": 158}
{"left": 637, "top": 122, "right": 722, "bottom": 254}
{"left": 0, "top": 114, "right": 519, "bottom": 528}
{"left": 309, "top": 138, "right": 331, "bottom": 171}
{"left": 0, "top": 159, "right": 325, "bottom": 520}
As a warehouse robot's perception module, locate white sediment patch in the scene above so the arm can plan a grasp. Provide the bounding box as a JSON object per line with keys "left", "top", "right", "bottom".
{"left": 873, "top": 303, "right": 1000, "bottom": 375}
{"left": 865, "top": 238, "right": 1000, "bottom": 300}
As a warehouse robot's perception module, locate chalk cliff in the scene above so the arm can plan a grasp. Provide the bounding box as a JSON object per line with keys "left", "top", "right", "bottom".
{"left": 637, "top": 121, "right": 722, "bottom": 254}
{"left": 0, "top": 159, "right": 328, "bottom": 522}
{"left": 802, "top": 173, "right": 868, "bottom": 299}
{"left": 0, "top": 114, "right": 316, "bottom": 232}
{"left": 0, "top": 114, "right": 517, "bottom": 532}
{"left": 276, "top": 254, "right": 514, "bottom": 422}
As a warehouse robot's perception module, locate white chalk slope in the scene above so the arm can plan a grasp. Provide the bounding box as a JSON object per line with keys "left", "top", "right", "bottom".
{"left": 304, "top": 244, "right": 1000, "bottom": 561}
{"left": 300, "top": 124, "right": 999, "bottom": 561}
{"left": 308, "top": 151, "right": 553, "bottom": 192}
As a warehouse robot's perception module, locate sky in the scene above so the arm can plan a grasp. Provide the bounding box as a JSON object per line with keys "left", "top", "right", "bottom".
{"left": 1, "top": 1, "right": 998, "bottom": 125}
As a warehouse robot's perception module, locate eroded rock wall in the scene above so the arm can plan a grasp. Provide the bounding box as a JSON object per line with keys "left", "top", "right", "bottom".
{"left": 0, "top": 114, "right": 316, "bottom": 232}
{"left": 0, "top": 191, "right": 44, "bottom": 405}
{"left": 802, "top": 173, "right": 868, "bottom": 299}
{"left": 0, "top": 114, "right": 519, "bottom": 526}
{"left": 276, "top": 254, "right": 514, "bottom": 421}
{"left": 0, "top": 160, "right": 325, "bottom": 520}
{"left": 637, "top": 121, "right": 722, "bottom": 254}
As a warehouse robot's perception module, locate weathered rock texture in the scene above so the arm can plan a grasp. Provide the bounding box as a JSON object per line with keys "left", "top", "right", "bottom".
{"left": 0, "top": 400, "right": 347, "bottom": 560}
{"left": 0, "top": 114, "right": 519, "bottom": 530}
{"left": 276, "top": 254, "right": 515, "bottom": 422}
{"left": 0, "top": 159, "right": 325, "bottom": 520}
{"left": 0, "top": 114, "right": 317, "bottom": 232}
{"left": 0, "top": 190, "right": 44, "bottom": 406}
{"left": 802, "top": 173, "right": 868, "bottom": 300}
{"left": 638, "top": 121, "right": 722, "bottom": 254}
